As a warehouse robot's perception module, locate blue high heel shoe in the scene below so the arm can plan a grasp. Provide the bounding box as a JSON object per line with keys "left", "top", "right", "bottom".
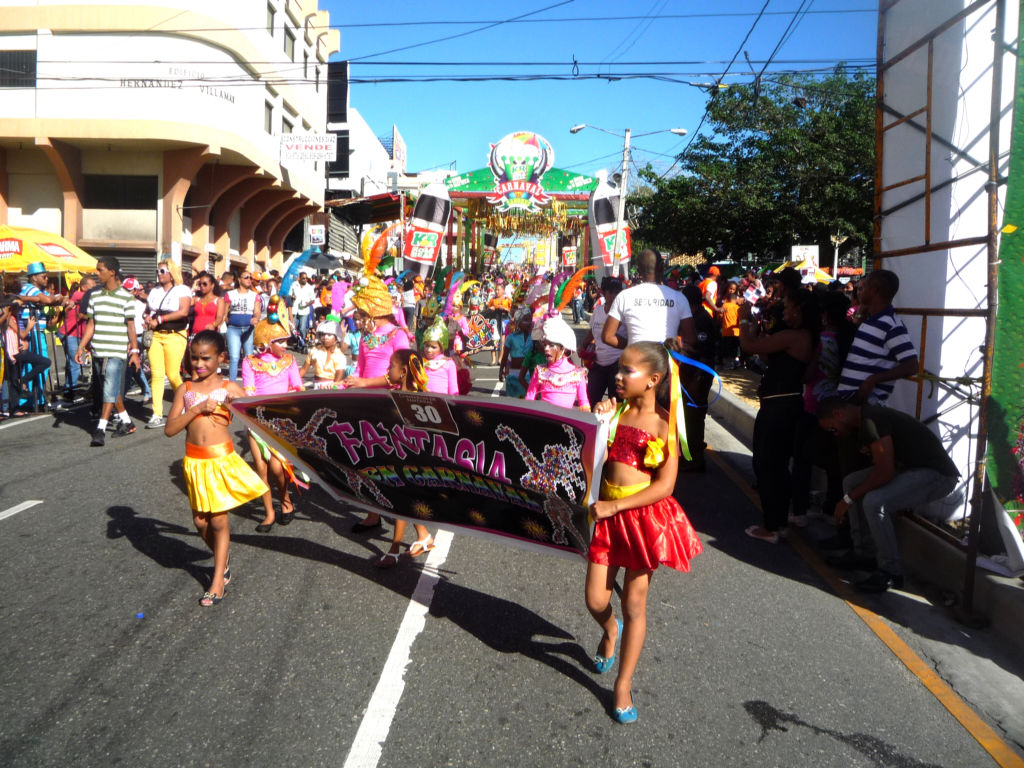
{"left": 613, "top": 703, "right": 638, "bottom": 724}
{"left": 593, "top": 619, "right": 623, "bottom": 674}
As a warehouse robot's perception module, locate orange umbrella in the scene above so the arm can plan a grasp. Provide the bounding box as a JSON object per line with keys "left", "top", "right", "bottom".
{"left": 0, "top": 224, "right": 97, "bottom": 273}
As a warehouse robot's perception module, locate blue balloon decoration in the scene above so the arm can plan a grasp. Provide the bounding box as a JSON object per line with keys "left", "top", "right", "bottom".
{"left": 280, "top": 246, "right": 321, "bottom": 300}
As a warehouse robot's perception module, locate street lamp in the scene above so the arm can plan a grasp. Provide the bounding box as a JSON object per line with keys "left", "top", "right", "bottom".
{"left": 569, "top": 125, "right": 687, "bottom": 275}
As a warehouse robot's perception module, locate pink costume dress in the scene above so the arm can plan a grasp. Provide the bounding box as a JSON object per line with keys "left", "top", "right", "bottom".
{"left": 240, "top": 351, "right": 307, "bottom": 487}
{"left": 241, "top": 352, "right": 303, "bottom": 396}
{"left": 588, "top": 423, "right": 703, "bottom": 572}
{"left": 524, "top": 356, "right": 590, "bottom": 409}
{"left": 423, "top": 356, "right": 459, "bottom": 395}
{"left": 357, "top": 322, "right": 410, "bottom": 383}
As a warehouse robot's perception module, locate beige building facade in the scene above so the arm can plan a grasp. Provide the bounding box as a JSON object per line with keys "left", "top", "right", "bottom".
{"left": 0, "top": 1, "right": 340, "bottom": 277}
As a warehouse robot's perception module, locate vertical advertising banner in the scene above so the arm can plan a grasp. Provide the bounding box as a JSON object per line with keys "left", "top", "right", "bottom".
{"left": 402, "top": 184, "right": 452, "bottom": 277}
{"left": 588, "top": 180, "right": 631, "bottom": 276}
{"left": 232, "top": 390, "right": 607, "bottom": 558}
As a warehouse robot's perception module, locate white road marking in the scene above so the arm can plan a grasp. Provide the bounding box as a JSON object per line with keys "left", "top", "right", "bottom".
{"left": 0, "top": 500, "right": 44, "bottom": 522}
{"left": 0, "top": 414, "right": 48, "bottom": 431}
{"left": 492, "top": 380, "right": 503, "bottom": 397}
{"left": 342, "top": 530, "right": 454, "bottom": 768}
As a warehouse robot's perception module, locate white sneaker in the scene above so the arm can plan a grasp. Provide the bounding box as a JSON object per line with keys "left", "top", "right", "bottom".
{"left": 146, "top": 415, "right": 166, "bottom": 429}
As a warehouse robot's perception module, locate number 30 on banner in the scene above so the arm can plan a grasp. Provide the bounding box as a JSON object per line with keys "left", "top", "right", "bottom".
{"left": 391, "top": 391, "right": 459, "bottom": 435}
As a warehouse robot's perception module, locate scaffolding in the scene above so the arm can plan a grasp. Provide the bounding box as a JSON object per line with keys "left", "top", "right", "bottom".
{"left": 874, "top": 0, "right": 1015, "bottom": 612}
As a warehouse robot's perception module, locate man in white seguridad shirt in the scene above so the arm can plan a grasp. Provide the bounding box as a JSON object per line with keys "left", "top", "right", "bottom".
{"left": 602, "top": 249, "right": 696, "bottom": 350}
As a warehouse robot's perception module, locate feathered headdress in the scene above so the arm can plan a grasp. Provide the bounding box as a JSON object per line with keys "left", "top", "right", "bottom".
{"left": 349, "top": 274, "right": 394, "bottom": 318}
{"left": 553, "top": 266, "right": 595, "bottom": 311}
{"left": 454, "top": 279, "right": 479, "bottom": 307}
{"left": 443, "top": 272, "right": 467, "bottom": 317}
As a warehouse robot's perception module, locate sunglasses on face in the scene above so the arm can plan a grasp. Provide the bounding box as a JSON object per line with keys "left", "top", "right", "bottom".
{"left": 241, "top": 275, "right": 252, "bottom": 280}
{"left": 158, "top": 268, "right": 170, "bottom": 275}
{"left": 197, "top": 282, "right": 211, "bottom": 288}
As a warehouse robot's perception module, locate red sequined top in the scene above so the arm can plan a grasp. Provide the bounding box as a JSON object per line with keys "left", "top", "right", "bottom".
{"left": 607, "top": 424, "right": 665, "bottom": 475}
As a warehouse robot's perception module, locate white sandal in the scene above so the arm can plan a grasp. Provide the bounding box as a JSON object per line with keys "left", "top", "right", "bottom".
{"left": 407, "top": 535, "right": 435, "bottom": 558}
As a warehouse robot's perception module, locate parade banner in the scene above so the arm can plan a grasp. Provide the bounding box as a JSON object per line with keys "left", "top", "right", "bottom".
{"left": 986, "top": 10, "right": 1024, "bottom": 569}
{"left": 231, "top": 390, "right": 607, "bottom": 558}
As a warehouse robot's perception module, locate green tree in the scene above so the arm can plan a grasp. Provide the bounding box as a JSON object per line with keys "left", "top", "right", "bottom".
{"left": 630, "top": 67, "right": 875, "bottom": 265}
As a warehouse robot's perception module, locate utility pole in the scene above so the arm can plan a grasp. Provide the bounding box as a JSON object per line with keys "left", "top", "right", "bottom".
{"left": 611, "top": 128, "right": 631, "bottom": 278}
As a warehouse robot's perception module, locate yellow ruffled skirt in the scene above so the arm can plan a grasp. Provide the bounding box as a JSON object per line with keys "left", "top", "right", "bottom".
{"left": 183, "top": 441, "right": 269, "bottom": 513}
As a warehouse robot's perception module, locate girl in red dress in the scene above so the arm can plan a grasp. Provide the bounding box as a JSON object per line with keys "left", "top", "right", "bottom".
{"left": 586, "top": 341, "right": 703, "bottom": 724}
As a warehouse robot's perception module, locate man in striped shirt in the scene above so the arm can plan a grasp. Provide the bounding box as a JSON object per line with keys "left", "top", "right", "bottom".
{"left": 74, "top": 255, "right": 141, "bottom": 446}
{"left": 837, "top": 270, "right": 918, "bottom": 404}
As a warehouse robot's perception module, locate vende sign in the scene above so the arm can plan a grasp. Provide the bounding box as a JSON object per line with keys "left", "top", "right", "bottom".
{"left": 281, "top": 134, "right": 337, "bottom": 162}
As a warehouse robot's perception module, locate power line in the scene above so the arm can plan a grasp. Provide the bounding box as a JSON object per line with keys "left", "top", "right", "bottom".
{"left": 56, "top": 9, "right": 874, "bottom": 34}
{"left": 658, "top": 0, "right": 773, "bottom": 180}
{"left": 26, "top": 63, "right": 874, "bottom": 90}
{"left": 348, "top": 0, "right": 575, "bottom": 62}
{"left": 756, "top": 0, "right": 814, "bottom": 81}
{"left": 34, "top": 56, "right": 875, "bottom": 68}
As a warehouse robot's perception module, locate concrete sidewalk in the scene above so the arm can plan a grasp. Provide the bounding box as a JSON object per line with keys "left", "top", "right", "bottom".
{"left": 709, "top": 384, "right": 1024, "bottom": 658}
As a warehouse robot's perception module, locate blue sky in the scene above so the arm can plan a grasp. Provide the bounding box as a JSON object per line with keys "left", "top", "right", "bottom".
{"left": 321, "top": 1, "right": 877, "bottom": 180}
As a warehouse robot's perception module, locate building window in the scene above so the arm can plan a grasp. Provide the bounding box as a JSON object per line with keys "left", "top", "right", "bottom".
{"left": 303, "top": 51, "right": 309, "bottom": 79}
{"left": 315, "top": 67, "right": 320, "bottom": 93}
{"left": 264, "top": 102, "right": 274, "bottom": 134}
{"left": 267, "top": 3, "right": 275, "bottom": 34}
{"left": 282, "top": 117, "right": 293, "bottom": 134}
{"left": 284, "top": 29, "right": 295, "bottom": 60}
{"left": 83, "top": 175, "right": 158, "bottom": 210}
{"left": 0, "top": 50, "right": 36, "bottom": 88}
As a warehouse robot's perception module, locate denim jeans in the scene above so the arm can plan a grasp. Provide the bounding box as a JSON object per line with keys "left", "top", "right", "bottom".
{"left": 125, "top": 356, "right": 151, "bottom": 398}
{"left": 295, "top": 312, "right": 311, "bottom": 340}
{"left": 61, "top": 334, "right": 81, "bottom": 390}
{"left": 226, "top": 324, "right": 254, "bottom": 381}
{"left": 15, "top": 350, "right": 51, "bottom": 409}
{"left": 571, "top": 297, "right": 584, "bottom": 324}
{"left": 843, "top": 466, "right": 959, "bottom": 575}
{"left": 99, "top": 356, "right": 127, "bottom": 403}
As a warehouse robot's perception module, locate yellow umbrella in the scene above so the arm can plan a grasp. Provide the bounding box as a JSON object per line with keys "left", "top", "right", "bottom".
{"left": 0, "top": 224, "right": 97, "bottom": 273}
{"left": 774, "top": 259, "right": 834, "bottom": 284}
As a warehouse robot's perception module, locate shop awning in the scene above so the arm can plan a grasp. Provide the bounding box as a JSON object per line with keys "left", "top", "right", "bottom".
{"left": 326, "top": 192, "right": 403, "bottom": 226}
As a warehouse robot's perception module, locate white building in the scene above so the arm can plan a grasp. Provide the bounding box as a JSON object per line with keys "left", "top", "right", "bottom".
{"left": 327, "top": 108, "right": 391, "bottom": 199}
{"left": 877, "top": 0, "right": 1018, "bottom": 519}
{"left": 0, "top": 0, "right": 340, "bottom": 276}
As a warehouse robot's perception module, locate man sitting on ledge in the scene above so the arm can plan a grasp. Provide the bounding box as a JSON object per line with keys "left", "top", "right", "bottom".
{"left": 816, "top": 397, "right": 960, "bottom": 593}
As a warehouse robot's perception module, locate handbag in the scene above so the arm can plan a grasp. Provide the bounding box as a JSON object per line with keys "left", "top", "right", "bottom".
{"left": 141, "top": 328, "right": 154, "bottom": 349}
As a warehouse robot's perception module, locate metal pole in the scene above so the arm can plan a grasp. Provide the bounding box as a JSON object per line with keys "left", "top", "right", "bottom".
{"left": 961, "top": 0, "right": 1005, "bottom": 618}
{"left": 612, "top": 128, "right": 631, "bottom": 278}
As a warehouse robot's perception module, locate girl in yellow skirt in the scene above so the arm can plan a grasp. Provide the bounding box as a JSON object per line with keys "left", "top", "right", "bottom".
{"left": 165, "top": 329, "right": 268, "bottom": 607}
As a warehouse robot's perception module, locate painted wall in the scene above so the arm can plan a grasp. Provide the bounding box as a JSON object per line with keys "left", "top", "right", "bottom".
{"left": 5, "top": 149, "right": 62, "bottom": 232}
{"left": 879, "top": 0, "right": 1018, "bottom": 519}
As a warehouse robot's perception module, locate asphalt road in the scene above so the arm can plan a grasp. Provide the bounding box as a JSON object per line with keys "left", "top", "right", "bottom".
{"left": 0, "top": 362, "right": 1020, "bottom": 768}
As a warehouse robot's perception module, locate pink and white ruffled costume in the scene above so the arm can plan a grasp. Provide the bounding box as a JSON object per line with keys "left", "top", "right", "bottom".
{"left": 525, "top": 357, "right": 590, "bottom": 409}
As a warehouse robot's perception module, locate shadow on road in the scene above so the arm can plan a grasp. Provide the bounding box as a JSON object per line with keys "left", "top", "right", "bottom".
{"left": 106, "top": 482, "right": 611, "bottom": 711}
{"left": 429, "top": 579, "right": 609, "bottom": 709}
{"left": 744, "top": 700, "right": 945, "bottom": 767}
{"left": 105, "top": 505, "right": 211, "bottom": 588}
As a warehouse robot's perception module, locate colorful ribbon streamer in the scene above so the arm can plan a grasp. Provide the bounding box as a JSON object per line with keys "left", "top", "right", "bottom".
{"left": 668, "top": 351, "right": 724, "bottom": 409}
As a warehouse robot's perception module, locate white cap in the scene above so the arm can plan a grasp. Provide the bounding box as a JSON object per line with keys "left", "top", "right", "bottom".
{"left": 316, "top": 321, "right": 338, "bottom": 337}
